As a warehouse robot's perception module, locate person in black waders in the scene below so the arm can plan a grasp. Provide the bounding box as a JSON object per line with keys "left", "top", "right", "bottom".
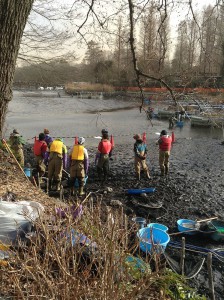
{"left": 96, "top": 129, "right": 113, "bottom": 182}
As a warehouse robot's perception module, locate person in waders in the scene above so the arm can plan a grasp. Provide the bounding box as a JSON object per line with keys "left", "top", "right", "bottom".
{"left": 43, "top": 128, "right": 53, "bottom": 146}
{"left": 9, "top": 129, "right": 26, "bottom": 167}
{"left": 45, "top": 138, "right": 67, "bottom": 191}
{"left": 33, "top": 133, "right": 47, "bottom": 179}
{"left": 156, "top": 130, "right": 172, "bottom": 176}
{"left": 96, "top": 131, "right": 113, "bottom": 182}
{"left": 169, "top": 115, "right": 177, "bottom": 129}
{"left": 133, "top": 134, "right": 150, "bottom": 181}
{"left": 69, "top": 137, "right": 89, "bottom": 196}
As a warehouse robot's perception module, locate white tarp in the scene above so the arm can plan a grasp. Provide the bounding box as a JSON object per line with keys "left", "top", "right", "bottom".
{"left": 0, "top": 201, "right": 44, "bottom": 244}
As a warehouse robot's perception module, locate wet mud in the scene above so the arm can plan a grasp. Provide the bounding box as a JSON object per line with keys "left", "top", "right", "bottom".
{"left": 25, "top": 136, "right": 224, "bottom": 299}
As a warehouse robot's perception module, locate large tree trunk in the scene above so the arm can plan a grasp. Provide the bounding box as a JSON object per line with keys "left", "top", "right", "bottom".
{"left": 0, "top": 0, "right": 34, "bottom": 137}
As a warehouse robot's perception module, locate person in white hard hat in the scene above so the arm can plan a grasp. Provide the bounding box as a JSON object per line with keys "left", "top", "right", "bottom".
{"left": 69, "top": 137, "right": 89, "bottom": 196}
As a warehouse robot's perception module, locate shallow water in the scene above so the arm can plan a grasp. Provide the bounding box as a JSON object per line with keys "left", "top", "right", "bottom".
{"left": 5, "top": 90, "right": 223, "bottom": 146}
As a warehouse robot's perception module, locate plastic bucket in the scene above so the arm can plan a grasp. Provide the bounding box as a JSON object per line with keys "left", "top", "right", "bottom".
{"left": 74, "top": 175, "right": 88, "bottom": 188}
{"left": 132, "top": 217, "right": 146, "bottom": 229}
{"left": 147, "top": 223, "right": 168, "bottom": 232}
{"left": 137, "top": 227, "right": 170, "bottom": 253}
{"left": 24, "top": 168, "right": 32, "bottom": 177}
{"left": 177, "top": 219, "right": 197, "bottom": 235}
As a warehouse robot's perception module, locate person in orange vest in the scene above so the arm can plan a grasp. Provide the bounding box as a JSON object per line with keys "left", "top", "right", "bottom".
{"left": 133, "top": 134, "right": 150, "bottom": 181}
{"left": 69, "top": 137, "right": 89, "bottom": 196}
{"left": 45, "top": 138, "right": 67, "bottom": 191}
{"left": 156, "top": 130, "right": 172, "bottom": 176}
{"left": 33, "top": 133, "right": 47, "bottom": 178}
{"left": 96, "top": 130, "right": 113, "bottom": 182}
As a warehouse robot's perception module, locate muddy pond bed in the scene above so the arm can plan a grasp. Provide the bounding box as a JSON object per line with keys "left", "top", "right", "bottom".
{"left": 6, "top": 90, "right": 224, "bottom": 299}
{"left": 24, "top": 135, "right": 224, "bottom": 299}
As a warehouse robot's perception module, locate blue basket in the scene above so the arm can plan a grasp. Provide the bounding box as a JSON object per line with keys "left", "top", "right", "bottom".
{"left": 24, "top": 168, "right": 32, "bottom": 177}
{"left": 137, "top": 227, "right": 170, "bottom": 253}
{"left": 132, "top": 217, "right": 146, "bottom": 229}
{"left": 126, "top": 188, "right": 156, "bottom": 194}
{"left": 74, "top": 175, "right": 88, "bottom": 188}
{"left": 177, "top": 219, "right": 197, "bottom": 235}
{"left": 147, "top": 223, "right": 168, "bottom": 232}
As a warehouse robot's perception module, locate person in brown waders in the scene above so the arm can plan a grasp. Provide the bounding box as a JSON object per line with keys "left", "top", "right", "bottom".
{"left": 45, "top": 138, "right": 67, "bottom": 191}
{"left": 156, "top": 130, "right": 172, "bottom": 176}
{"left": 33, "top": 133, "right": 47, "bottom": 180}
{"left": 96, "top": 130, "right": 113, "bottom": 182}
{"left": 133, "top": 134, "right": 150, "bottom": 180}
{"left": 9, "top": 129, "right": 26, "bottom": 167}
{"left": 69, "top": 137, "right": 89, "bottom": 196}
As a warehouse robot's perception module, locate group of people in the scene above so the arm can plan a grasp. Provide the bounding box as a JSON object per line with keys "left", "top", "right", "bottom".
{"left": 8, "top": 127, "right": 172, "bottom": 195}
{"left": 33, "top": 128, "right": 113, "bottom": 195}
{"left": 133, "top": 129, "right": 172, "bottom": 179}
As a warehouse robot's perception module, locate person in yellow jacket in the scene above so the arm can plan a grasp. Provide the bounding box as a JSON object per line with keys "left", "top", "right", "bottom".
{"left": 45, "top": 138, "right": 67, "bottom": 191}
{"left": 69, "top": 137, "right": 89, "bottom": 196}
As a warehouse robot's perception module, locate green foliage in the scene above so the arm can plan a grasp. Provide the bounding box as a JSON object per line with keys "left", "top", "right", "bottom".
{"left": 156, "top": 269, "right": 206, "bottom": 300}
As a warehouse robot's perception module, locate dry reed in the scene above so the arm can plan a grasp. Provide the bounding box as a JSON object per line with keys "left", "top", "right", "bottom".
{"left": 0, "top": 197, "right": 167, "bottom": 300}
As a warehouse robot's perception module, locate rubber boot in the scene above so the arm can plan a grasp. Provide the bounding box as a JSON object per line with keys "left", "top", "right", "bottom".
{"left": 145, "top": 171, "right": 151, "bottom": 179}
{"left": 55, "top": 182, "right": 61, "bottom": 191}
{"left": 48, "top": 179, "right": 52, "bottom": 190}
{"left": 165, "top": 165, "right": 169, "bottom": 175}
{"left": 79, "top": 186, "right": 85, "bottom": 196}
{"left": 70, "top": 187, "right": 75, "bottom": 196}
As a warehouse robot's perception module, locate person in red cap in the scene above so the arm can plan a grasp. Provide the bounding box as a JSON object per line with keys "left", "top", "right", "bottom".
{"left": 156, "top": 130, "right": 172, "bottom": 176}
{"left": 133, "top": 134, "right": 150, "bottom": 180}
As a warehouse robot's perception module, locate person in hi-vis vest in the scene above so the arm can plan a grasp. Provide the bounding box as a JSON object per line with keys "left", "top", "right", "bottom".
{"left": 45, "top": 138, "right": 67, "bottom": 191}
{"left": 69, "top": 137, "right": 89, "bottom": 196}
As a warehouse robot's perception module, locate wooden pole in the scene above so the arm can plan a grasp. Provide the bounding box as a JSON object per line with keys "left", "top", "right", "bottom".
{"left": 207, "top": 252, "right": 215, "bottom": 300}
{"left": 2, "top": 139, "right": 29, "bottom": 181}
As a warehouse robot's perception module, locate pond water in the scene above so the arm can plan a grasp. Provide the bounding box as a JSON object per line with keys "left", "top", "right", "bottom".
{"left": 5, "top": 90, "right": 223, "bottom": 147}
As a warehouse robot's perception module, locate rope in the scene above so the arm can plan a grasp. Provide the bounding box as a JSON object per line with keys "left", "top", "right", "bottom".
{"left": 168, "top": 241, "right": 224, "bottom": 263}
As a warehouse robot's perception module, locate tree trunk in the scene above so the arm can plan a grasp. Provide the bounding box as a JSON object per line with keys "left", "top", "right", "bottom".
{"left": 0, "top": 0, "right": 34, "bottom": 137}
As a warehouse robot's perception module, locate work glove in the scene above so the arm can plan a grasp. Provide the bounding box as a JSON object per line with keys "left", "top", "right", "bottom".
{"left": 140, "top": 155, "right": 146, "bottom": 160}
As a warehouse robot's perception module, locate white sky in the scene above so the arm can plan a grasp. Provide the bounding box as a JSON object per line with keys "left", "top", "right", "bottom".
{"left": 21, "top": 0, "right": 221, "bottom": 64}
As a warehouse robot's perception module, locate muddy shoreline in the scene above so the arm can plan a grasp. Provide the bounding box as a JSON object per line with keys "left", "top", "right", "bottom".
{"left": 24, "top": 135, "right": 224, "bottom": 299}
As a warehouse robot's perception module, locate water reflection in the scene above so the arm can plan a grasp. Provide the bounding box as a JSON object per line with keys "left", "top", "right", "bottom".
{"left": 5, "top": 91, "right": 223, "bottom": 146}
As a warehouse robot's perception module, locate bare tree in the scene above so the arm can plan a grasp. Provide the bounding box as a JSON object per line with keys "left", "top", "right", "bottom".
{"left": 0, "top": 0, "right": 34, "bottom": 137}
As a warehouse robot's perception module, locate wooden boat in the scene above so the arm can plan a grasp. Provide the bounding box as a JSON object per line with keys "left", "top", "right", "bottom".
{"left": 190, "top": 115, "right": 224, "bottom": 127}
